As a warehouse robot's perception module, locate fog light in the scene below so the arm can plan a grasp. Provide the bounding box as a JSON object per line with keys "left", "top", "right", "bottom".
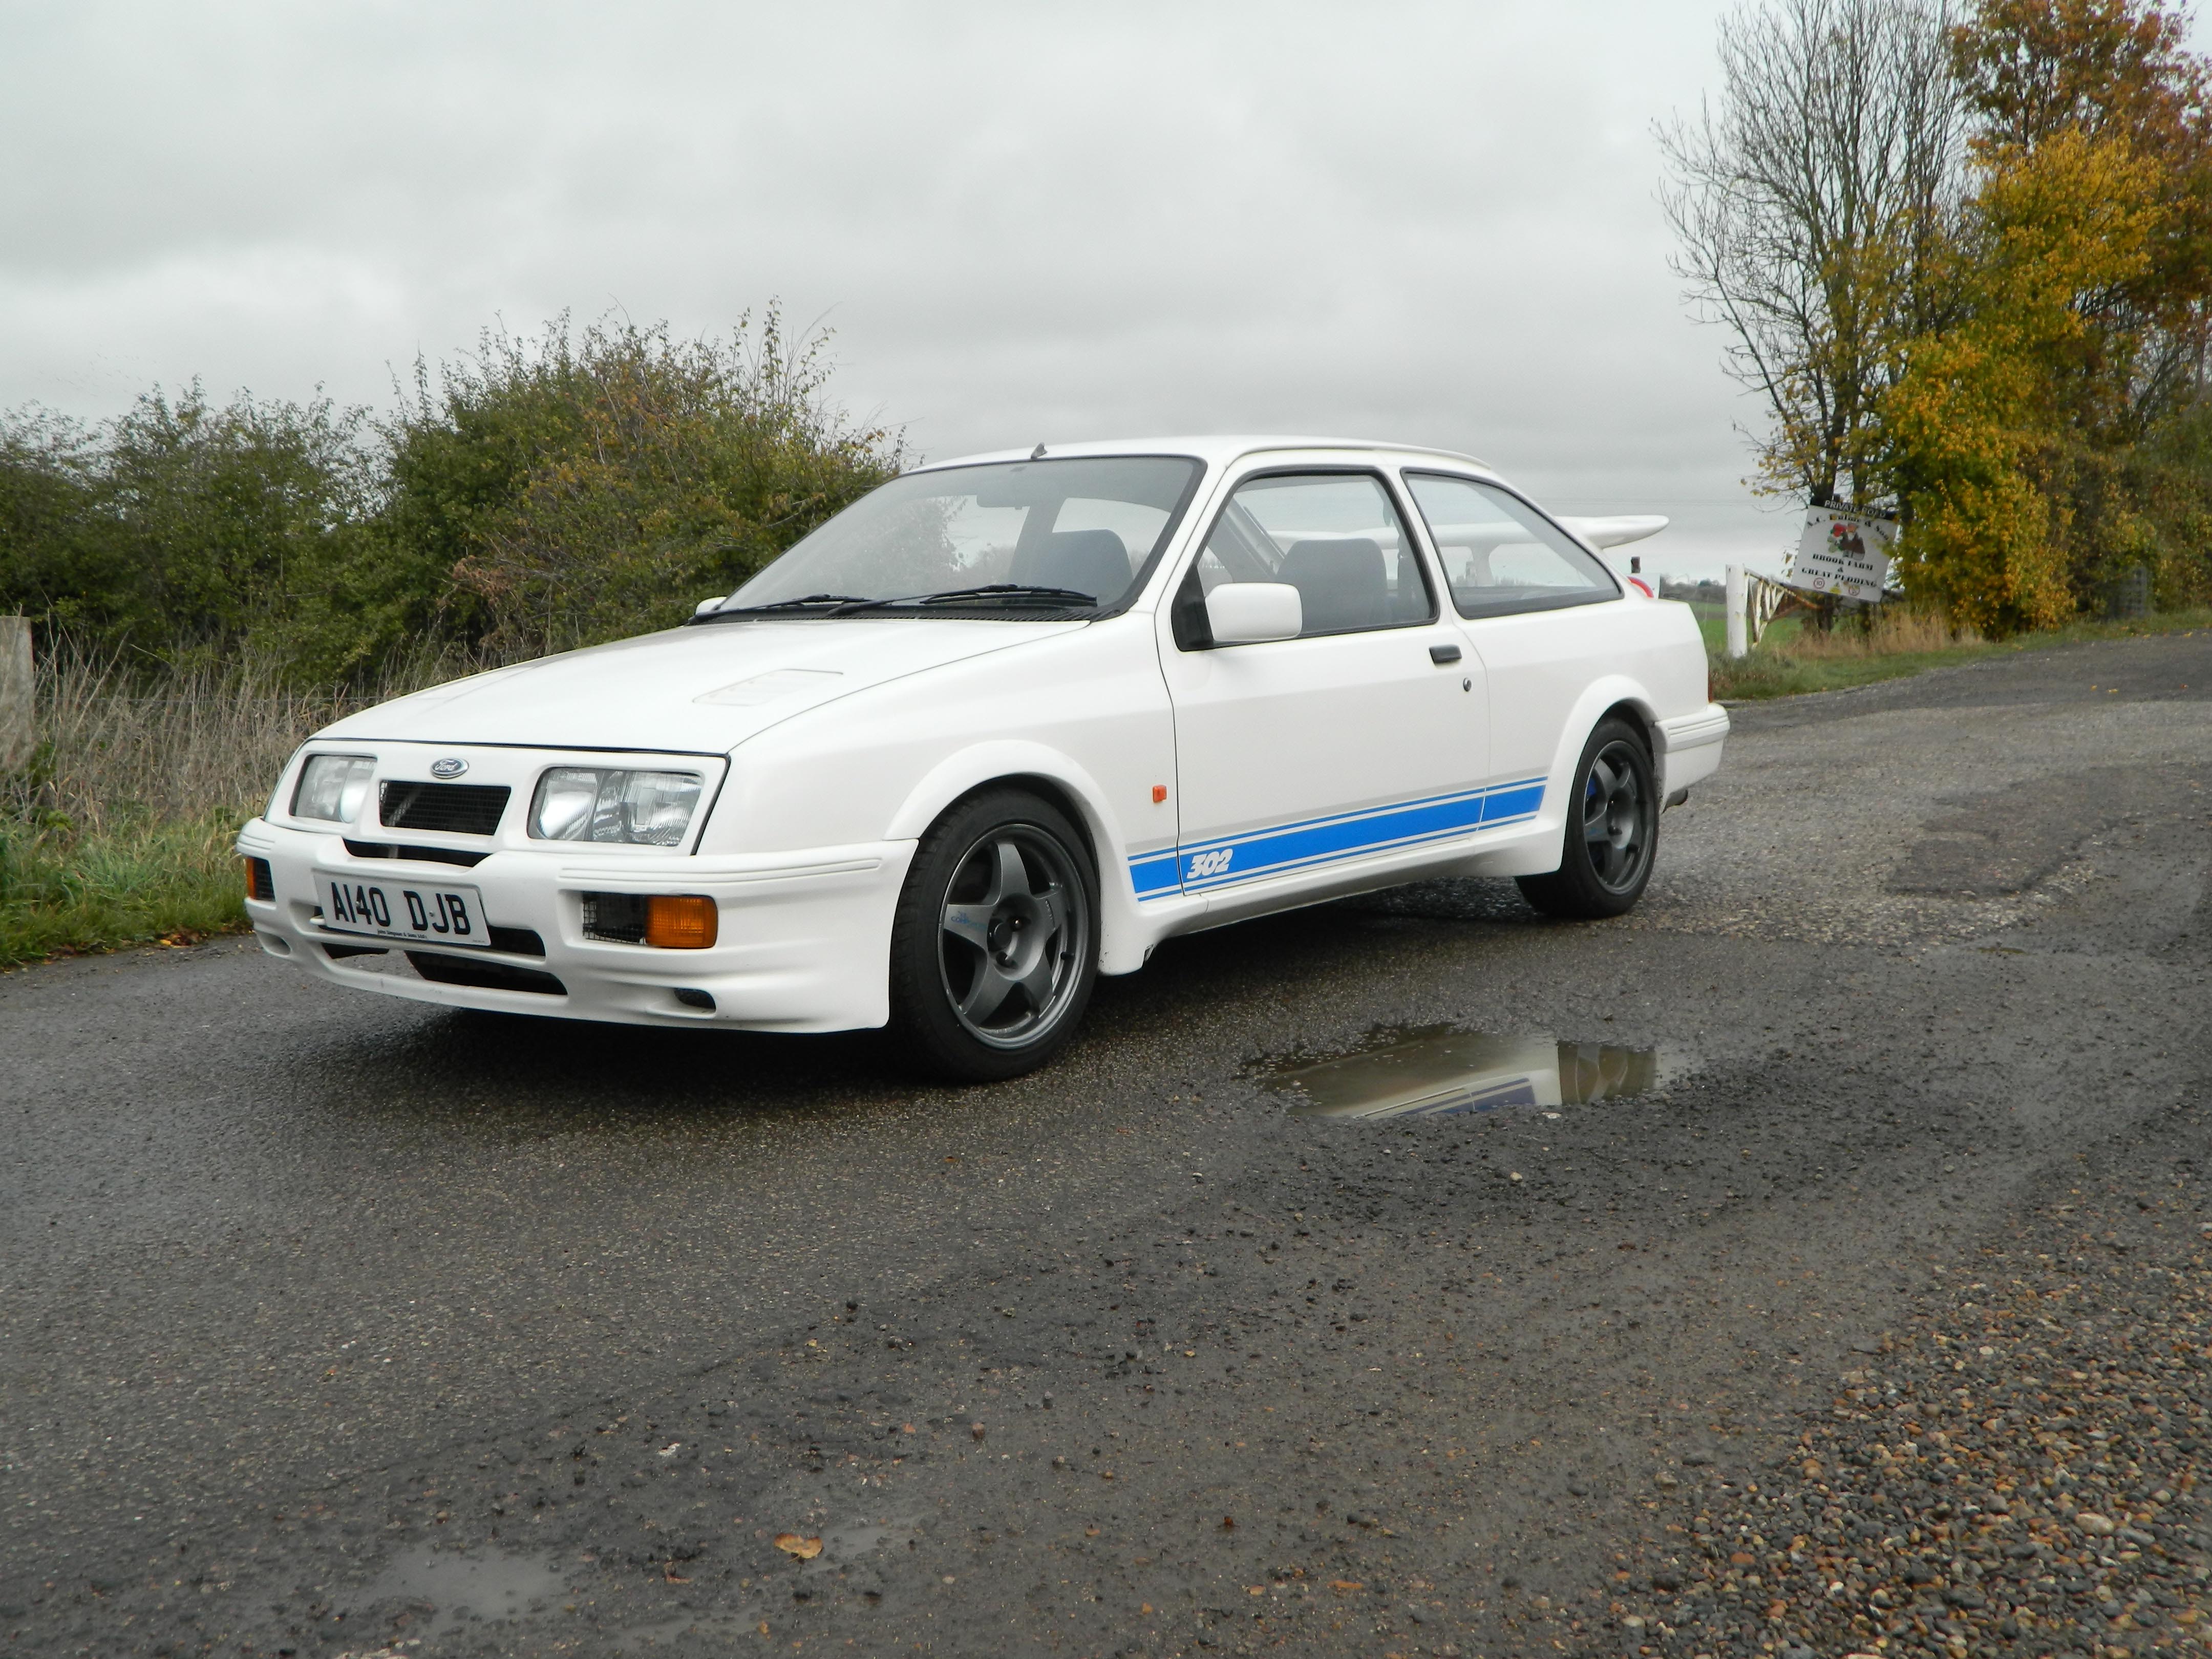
{"left": 645, "top": 895, "right": 718, "bottom": 949}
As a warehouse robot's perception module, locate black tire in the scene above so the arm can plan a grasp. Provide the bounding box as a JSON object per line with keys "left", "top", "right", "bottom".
{"left": 888, "top": 789, "right": 1099, "bottom": 1082}
{"left": 1515, "top": 717, "right": 1658, "bottom": 920}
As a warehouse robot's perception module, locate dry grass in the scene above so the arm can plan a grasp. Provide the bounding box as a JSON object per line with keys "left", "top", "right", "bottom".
{"left": 1706, "top": 602, "right": 2212, "bottom": 699}
{"left": 17, "top": 651, "right": 347, "bottom": 831}
{"left": 1, "top": 643, "right": 480, "bottom": 966}
{"left": 1763, "top": 605, "right": 1981, "bottom": 657}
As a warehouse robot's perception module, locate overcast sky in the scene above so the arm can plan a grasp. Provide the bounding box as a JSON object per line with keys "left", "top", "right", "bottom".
{"left": 0, "top": 1, "right": 2107, "bottom": 579}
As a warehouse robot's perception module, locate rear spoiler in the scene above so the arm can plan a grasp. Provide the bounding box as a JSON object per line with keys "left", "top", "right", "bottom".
{"left": 1556, "top": 514, "right": 1668, "bottom": 549}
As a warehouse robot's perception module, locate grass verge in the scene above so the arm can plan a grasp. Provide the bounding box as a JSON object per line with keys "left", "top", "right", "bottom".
{"left": 2, "top": 642, "right": 474, "bottom": 970}
{"left": 1704, "top": 605, "right": 2212, "bottom": 700}
{"left": 0, "top": 812, "right": 247, "bottom": 967}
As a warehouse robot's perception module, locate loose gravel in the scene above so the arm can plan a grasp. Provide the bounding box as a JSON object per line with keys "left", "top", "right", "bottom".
{"left": 1610, "top": 1152, "right": 2210, "bottom": 1659}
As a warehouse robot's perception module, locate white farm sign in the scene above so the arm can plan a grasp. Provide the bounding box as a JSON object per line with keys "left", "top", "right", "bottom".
{"left": 1790, "top": 511, "right": 1896, "bottom": 602}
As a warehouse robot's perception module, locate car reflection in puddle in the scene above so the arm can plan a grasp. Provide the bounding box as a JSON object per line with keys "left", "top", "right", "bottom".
{"left": 1256, "top": 1025, "right": 1669, "bottom": 1121}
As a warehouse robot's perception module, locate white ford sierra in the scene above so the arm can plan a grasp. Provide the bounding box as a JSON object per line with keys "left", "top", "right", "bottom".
{"left": 238, "top": 438, "right": 1728, "bottom": 1079}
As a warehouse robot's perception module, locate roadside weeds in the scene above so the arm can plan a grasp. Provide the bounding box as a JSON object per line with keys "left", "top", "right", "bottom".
{"left": 1706, "top": 608, "right": 2212, "bottom": 701}
{"left": 1, "top": 643, "right": 471, "bottom": 968}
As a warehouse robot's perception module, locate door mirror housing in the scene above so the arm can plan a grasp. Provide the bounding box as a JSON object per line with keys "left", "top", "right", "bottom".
{"left": 694, "top": 595, "right": 726, "bottom": 616}
{"left": 1204, "top": 583, "right": 1302, "bottom": 645}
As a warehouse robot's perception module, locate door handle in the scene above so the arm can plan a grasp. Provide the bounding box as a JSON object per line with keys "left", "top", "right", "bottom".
{"left": 1429, "top": 643, "right": 1462, "bottom": 665}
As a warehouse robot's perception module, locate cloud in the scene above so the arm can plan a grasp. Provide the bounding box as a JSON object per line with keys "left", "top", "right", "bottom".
{"left": 0, "top": 0, "right": 1944, "bottom": 575}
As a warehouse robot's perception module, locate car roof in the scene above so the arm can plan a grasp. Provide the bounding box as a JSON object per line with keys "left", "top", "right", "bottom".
{"left": 912, "top": 435, "right": 1493, "bottom": 475}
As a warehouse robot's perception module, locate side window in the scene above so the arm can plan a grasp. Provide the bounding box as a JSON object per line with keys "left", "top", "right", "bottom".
{"left": 1401, "top": 473, "right": 1618, "bottom": 619}
{"left": 1181, "top": 472, "right": 1434, "bottom": 644}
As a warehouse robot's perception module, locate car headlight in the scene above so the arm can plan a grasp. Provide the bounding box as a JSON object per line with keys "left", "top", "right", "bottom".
{"left": 530, "top": 768, "right": 704, "bottom": 845}
{"left": 292, "top": 754, "right": 376, "bottom": 823}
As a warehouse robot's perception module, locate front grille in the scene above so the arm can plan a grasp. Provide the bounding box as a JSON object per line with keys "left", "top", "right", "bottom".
{"left": 486, "top": 926, "right": 545, "bottom": 957}
{"left": 378, "top": 781, "right": 511, "bottom": 837}
{"left": 345, "top": 838, "right": 490, "bottom": 868}
{"left": 406, "top": 951, "right": 566, "bottom": 995}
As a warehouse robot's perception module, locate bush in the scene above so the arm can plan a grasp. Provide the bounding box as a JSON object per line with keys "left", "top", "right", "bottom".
{"left": 397, "top": 308, "right": 901, "bottom": 658}
{"left": 0, "top": 304, "right": 900, "bottom": 680}
{"left": 0, "top": 386, "right": 381, "bottom": 674}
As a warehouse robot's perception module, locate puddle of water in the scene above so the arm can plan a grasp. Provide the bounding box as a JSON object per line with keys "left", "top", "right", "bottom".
{"left": 1258, "top": 1025, "right": 1669, "bottom": 1120}
{"left": 360, "top": 1544, "right": 569, "bottom": 1640}
{"left": 814, "top": 1513, "right": 922, "bottom": 1559}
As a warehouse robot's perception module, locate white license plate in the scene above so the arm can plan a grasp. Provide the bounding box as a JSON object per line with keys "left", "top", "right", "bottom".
{"left": 316, "top": 873, "right": 490, "bottom": 949}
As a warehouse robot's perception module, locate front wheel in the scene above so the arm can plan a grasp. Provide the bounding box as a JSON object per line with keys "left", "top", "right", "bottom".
{"left": 888, "top": 789, "right": 1099, "bottom": 1081}
{"left": 1515, "top": 718, "right": 1658, "bottom": 919}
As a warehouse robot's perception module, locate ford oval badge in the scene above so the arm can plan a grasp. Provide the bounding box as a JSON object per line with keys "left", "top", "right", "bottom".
{"left": 429, "top": 757, "right": 469, "bottom": 779}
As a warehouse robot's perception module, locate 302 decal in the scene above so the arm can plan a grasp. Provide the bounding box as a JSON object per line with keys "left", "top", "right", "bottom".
{"left": 1185, "top": 848, "right": 1234, "bottom": 880}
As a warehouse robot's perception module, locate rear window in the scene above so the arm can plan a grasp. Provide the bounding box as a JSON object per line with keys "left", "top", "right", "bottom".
{"left": 1402, "top": 473, "right": 1618, "bottom": 619}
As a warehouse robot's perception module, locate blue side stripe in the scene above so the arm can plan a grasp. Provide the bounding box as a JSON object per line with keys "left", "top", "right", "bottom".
{"left": 1481, "top": 783, "right": 1544, "bottom": 823}
{"left": 1128, "top": 777, "right": 1547, "bottom": 900}
{"left": 1180, "top": 793, "right": 1483, "bottom": 890}
{"left": 1129, "top": 853, "right": 1181, "bottom": 897}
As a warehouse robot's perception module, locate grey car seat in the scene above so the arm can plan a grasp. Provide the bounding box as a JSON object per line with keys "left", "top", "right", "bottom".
{"left": 1279, "top": 538, "right": 1387, "bottom": 633}
{"left": 1010, "top": 529, "right": 1131, "bottom": 604}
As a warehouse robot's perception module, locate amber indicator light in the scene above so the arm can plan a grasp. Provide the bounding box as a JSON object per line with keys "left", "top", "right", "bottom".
{"left": 644, "top": 894, "right": 718, "bottom": 949}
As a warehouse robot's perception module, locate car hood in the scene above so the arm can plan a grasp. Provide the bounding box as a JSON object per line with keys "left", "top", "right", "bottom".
{"left": 318, "top": 619, "right": 1091, "bottom": 753}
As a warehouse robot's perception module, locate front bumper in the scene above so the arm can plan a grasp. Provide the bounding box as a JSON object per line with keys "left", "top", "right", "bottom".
{"left": 237, "top": 820, "right": 917, "bottom": 1033}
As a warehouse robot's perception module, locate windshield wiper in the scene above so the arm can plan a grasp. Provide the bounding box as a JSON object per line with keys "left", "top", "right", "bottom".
{"left": 921, "top": 583, "right": 1098, "bottom": 605}
{"left": 689, "top": 593, "right": 873, "bottom": 623}
{"left": 838, "top": 583, "right": 1096, "bottom": 610}
{"left": 695, "top": 584, "right": 1100, "bottom": 622}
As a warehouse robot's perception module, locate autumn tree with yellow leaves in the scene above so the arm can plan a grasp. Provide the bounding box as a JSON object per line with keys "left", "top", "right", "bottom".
{"left": 1668, "top": 0, "right": 2212, "bottom": 631}
{"left": 1879, "top": 128, "right": 2166, "bottom": 629}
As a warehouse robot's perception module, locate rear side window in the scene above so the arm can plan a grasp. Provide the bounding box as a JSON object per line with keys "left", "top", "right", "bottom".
{"left": 1186, "top": 471, "right": 1435, "bottom": 640}
{"left": 1402, "top": 473, "right": 1618, "bottom": 619}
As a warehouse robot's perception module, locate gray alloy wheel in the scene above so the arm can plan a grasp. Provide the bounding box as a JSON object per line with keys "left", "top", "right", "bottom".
{"left": 1515, "top": 717, "right": 1658, "bottom": 920}
{"left": 889, "top": 789, "right": 1098, "bottom": 1081}
{"left": 1579, "top": 737, "right": 1653, "bottom": 894}
{"left": 936, "top": 826, "right": 1090, "bottom": 1048}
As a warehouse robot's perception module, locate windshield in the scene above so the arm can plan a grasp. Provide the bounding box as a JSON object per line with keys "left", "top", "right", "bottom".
{"left": 715, "top": 455, "right": 1204, "bottom": 616}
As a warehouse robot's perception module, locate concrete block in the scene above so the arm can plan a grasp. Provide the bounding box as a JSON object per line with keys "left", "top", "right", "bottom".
{"left": 0, "top": 616, "right": 31, "bottom": 771}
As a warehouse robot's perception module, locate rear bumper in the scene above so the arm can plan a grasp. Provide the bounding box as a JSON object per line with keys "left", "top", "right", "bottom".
{"left": 1656, "top": 703, "right": 1729, "bottom": 796}
{"left": 236, "top": 819, "right": 916, "bottom": 1033}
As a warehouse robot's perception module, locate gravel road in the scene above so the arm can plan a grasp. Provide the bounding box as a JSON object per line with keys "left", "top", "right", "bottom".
{"left": 2, "top": 630, "right": 2208, "bottom": 1659}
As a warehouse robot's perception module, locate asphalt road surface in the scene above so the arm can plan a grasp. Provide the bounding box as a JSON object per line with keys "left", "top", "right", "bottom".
{"left": 4, "top": 631, "right": 2209, "bottom": 1659}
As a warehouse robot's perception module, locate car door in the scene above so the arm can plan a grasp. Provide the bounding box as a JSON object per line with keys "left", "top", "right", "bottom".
{"left": 1399, "top": 471, "right": 1626, "bottom": 817}
{"left": 1156, "top": 467, "right": 1489, "bottom": 911}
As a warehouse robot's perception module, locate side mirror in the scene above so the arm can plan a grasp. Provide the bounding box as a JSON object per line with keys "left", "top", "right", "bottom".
{"left": 1204, "top": 583, "right": 1302, "bottom": 645}
{"left": 694, "top": 595, "right": 726, "bottom": 616}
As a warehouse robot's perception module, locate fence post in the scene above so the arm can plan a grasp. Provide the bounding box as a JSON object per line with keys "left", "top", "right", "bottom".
{"left": 0, "top": 617, "right": 31, "bottom": 771}
{"left": 1725, "top": 565, "right": 1749, "bottom": 660}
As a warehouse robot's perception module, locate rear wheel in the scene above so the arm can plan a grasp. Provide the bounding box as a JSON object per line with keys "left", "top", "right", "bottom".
{"left": 1516, "top": 718, "right": 1657, "bottom": 919}
{"left": 888, "top": 789, "right": 1098, "bottom": 1081}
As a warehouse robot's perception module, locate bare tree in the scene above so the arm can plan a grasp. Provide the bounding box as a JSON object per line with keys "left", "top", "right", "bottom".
{"left": 1660, "top": 0, "right": 1968, "bottom": 509}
